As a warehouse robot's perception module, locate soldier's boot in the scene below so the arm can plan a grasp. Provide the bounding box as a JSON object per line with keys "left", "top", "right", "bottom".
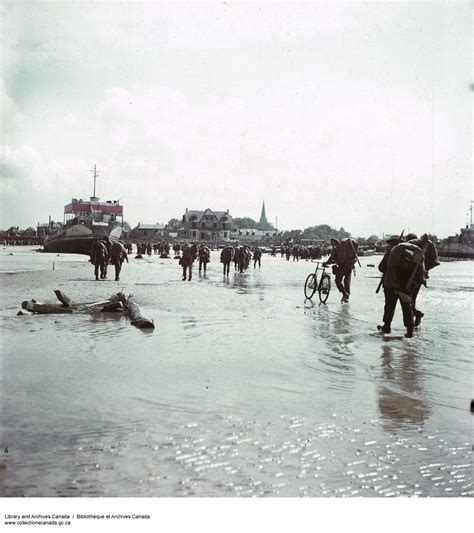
{"left": 377, "top": 324, "right": 391, "bottom": 334}
{"left": 414, "top": 310, "right": 424, "bottom": 327}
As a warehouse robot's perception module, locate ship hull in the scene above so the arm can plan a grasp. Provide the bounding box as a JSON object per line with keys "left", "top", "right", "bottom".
{"left": 43, "top": 224, "right": 123, "bottom": 255}
{"left": 438, "top": 243, "right": 474, "bottom": 259}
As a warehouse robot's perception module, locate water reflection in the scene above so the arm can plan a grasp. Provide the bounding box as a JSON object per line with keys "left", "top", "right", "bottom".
{"left": 304, "top": 303, "right": 355, "bottom": 378}
{"left": 231, "top": 272, "right": 266, "bottom": 301}
{"left": 333, "top": 305, "right": 351, "bottom": 336}
{"left": 252, "top": 277, "right": 266, "bottom": 302}
{"left": 233, "top": 272, "right": 249, "bottom": 293}
{"left": 321, "top": 306, "right": 355, "bottom": 376}
{"left": 378, "top": 344, "right": 430, "bottom": 431}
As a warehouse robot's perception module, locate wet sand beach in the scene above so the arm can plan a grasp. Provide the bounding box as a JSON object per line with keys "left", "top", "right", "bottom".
{"left": 0, "top": 247, "right": 472, "bottom": 497}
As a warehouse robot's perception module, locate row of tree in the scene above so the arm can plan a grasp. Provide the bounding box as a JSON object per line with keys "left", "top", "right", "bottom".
{"left": 232, "top": 217, "right": 275, "bottom": 231}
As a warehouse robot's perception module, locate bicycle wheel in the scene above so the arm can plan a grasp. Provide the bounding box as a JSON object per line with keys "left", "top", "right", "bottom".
{"left": 304, "top": 273, "right": 317, "bottom": 300}
{"left": 318, "top": 273, "right": 331, "bottom": 303}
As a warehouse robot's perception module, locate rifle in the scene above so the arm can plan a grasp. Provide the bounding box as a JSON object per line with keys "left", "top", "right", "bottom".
{"left": 375, "top": 274, "right": 384, "bottom": 294}
{"left": 375, "top": 229, "right": 404, "bottom": 294}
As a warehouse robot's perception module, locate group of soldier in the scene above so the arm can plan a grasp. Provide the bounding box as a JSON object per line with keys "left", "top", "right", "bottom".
{"left": 89, "top": 237, "right": 129, "bottom": 281}
{"left": 219, "top": 244, "right": 263, "bottom": 275}
{"left": 90, "top": 233, "right": 439, "bottom": 338}
{"left": 320, "top": 234, "right": 439, "bottom": 338}
{"left": 376, "top": 233, "right": 439, "bottom": 338}
{"left": 178, "top": 243, "right": 212, "bottom": 281}
{"left": 90, "top": 239, "right": 266, "bottom": 282}
{"left": 127, "top": 241, "right": 170, "bottom": 257}
{"left": 177, "top": 243, "right": 264, "bottom": 280}
{"left": 280, "top": 244, "right": 325, "bottom": 262}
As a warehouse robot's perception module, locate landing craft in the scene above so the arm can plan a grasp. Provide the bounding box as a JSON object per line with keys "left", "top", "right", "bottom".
{"left": 438, "top": 203, "right": 474, "bottom": 259}
{"left": 43, "top": 166, "right": 124, "bottom": 255}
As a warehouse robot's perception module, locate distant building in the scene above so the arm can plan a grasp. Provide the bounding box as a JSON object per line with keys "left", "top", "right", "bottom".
{"left": 2, "top": 226, "right": 41, "bottom": 245}
{"left": 129, "top": 223, "right": 165, "bottom": 241}
{"left": 182, "top": 208, "right": 233, "bottom": 241}
{"left": 22, "top": 227, "right": 38, "bottom": 243}
{"left": 6, "top": 226, "right": 20, "bottom": 239}
{"left": 257, "top": 200, "right": 275, "bottom": 231}
{"left": 259, "top": 201, "right": 268, "bottom": 226}
{"left": 231, "top": 227, "right": 279, "bottom": 243}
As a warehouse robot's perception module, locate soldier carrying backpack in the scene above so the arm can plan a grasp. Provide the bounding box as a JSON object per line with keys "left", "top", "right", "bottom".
{"left": 324, "top": 237, "right": 359, "bottom": 302}
{"left": 404, "top": 233, "right": 440, "bottom": 326}
{"left": 377, "top": 235, "right": 426, "bottom": 338}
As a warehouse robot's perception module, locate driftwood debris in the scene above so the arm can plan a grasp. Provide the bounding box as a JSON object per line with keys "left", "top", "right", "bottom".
{"left": 110, "top": 292, "right": 155, "bottom": 329}
{"left": 21, "top": 291, "right": 104, "bottom": 315}
{"left": 18, "top": 290, "right": 154, "bottom": 330}
{"left": 21, "top": 300, "right": 73, "bottom": 314}
{"left": 101, "top": 301, "right": 124, "bottom": 313}
{"left": 54, "top": 290, "right": 71, "bottom": 307}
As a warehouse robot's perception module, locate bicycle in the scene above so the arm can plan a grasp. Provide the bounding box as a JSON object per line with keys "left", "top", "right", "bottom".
{"left": 304, "top": 261, "right": 332, "bottom": 303}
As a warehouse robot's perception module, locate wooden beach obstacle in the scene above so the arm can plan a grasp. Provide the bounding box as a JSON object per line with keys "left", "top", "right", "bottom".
{"left": 18, "top": 290, "right": 154, "bottom": 330}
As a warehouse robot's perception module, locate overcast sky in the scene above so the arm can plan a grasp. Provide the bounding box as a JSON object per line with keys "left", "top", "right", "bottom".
{"left": 1, "top": 1, "right": 471, "bottom": 237}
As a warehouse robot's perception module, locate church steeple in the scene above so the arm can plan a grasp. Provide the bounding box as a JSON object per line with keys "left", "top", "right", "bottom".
{"left": 259, "top": 201, "right": 267, "bottom": 225}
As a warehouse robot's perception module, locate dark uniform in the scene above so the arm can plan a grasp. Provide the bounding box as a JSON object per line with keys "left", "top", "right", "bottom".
{"left": 377, "top": 236, "right": 424, "bottom": 338}
{"left": 324, "top": 238, "right": 358, "bottom": 302}
{"left": 404, "top": 233, "right": 440, "bottom": 326}
{"left": 253, "top": 246, "right": 262, "bottom": 268}
{"left": 110, "top": 242, "right": 129, "bottom": 281}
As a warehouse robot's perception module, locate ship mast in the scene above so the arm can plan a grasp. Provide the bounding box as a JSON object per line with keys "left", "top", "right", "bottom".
{"left": 90, "top": 165, "right": 101, "bottom": 201}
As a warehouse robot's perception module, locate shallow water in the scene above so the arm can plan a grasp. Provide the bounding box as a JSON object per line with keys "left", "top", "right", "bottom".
{"left": 0, "top": 247, "right": 472, "bottom": 497}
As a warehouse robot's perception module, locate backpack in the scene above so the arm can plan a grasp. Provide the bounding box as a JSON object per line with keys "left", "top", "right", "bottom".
{"left": 336, "top": 238, "right": 358, "bottom": 266}
{"left": 396, "top": 242, "right": 425, "bottom": 274}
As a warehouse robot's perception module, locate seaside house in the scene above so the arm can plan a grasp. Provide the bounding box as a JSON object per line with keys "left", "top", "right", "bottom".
{"left": 2, "top": 226, "right": 40, "bottom": 245}
{"left": 182, "top": 208, "right": 233, "bottom": 241}
{"left": 129, "top": 223, "right": 165, "bottom": 242}
{"left": 231, "top": 227, "right": 279, "bottom": 244}
{"left": 21, "top": 227, "right": 39, "bottom": 245}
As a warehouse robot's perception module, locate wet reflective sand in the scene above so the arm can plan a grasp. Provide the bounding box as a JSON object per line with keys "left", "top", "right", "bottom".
{"left": 0, "top": 247, "right": 472, "bottom": 496}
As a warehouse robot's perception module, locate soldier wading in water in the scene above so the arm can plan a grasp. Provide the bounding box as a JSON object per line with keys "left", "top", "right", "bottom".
{"left": 377, "top": 235, "right": 427, "bottom": 338}
{"left": 253, "top": 246, "right": 262, "bottom": 268}
{"left": 324, "top": 238, "right": 358, "bottom": 303}
{"left": 179, "top": 243, "right": 198, "bottom": 281}
{"left": 403, "top": 232, "right": 440, "bottom": 327}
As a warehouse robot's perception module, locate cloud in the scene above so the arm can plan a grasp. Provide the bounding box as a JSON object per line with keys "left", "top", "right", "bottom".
{"left": 0, "top": 144, "right": 43, "bottom": 184}
{"left": 0, "top": 2, "right": 470, "bottom": 236}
